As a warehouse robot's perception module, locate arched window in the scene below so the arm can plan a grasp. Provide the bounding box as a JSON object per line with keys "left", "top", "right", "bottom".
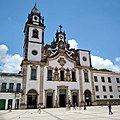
{"left": 32, "top": 29, "right": 38, "bottom": 38}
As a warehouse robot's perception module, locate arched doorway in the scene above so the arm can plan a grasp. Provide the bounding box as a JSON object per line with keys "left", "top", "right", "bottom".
{"left": 27, "top": 89, "right": 38, "bottom": 109}
{"left": 84, "top": 90, "right": 92, "bottom": 106}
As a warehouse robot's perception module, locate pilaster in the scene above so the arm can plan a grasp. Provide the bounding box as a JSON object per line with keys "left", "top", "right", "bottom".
{"left": 79, "top": 68, "right": 83, "bottom": 102}
{"left": 39, "top": 65, "right": 44, "bottom": 105}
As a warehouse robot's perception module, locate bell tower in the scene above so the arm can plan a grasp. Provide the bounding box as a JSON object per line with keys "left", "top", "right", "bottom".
{"left": 23, "top": 3, "right": 45, "bottom": 61}
{"left": 21, "top": 4, "right": 45, "bottom": 109}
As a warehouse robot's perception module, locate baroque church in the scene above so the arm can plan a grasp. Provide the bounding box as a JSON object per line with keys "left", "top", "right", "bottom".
{"left": 18, "top": 4, "right": 120, "bottom": 109}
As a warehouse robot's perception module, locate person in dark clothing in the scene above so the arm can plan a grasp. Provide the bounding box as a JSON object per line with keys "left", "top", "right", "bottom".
{"left": 108, "top": 104, "right": 113, "bottom": 115}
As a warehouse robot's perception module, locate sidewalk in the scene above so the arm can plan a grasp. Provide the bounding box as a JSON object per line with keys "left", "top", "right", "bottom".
{"left": 0, "top": 105, "right": 120, "bottom": 120}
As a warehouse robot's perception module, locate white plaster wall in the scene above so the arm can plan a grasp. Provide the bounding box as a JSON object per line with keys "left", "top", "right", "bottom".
{"left": 26, "top": 65, "right": 40, "bottom": 95}
{"left": 29, "top": 27, "right": 42, "bottom": 43}
{"left": 0, "top": 74, "right": 22, "bottom": 109}
{"left": 79, "top": 50, "right": 90, "bottom": 67}
{"left": 43, "top": 56, "right": 80, "bottom": 105}
{"left": 49, "top": 56, "right": 74, "bottom": 69}
{"left": 93, "top": 72, "right": 120, "bottom": 99}
{"left": 28, "top": 43, "right": 41, "bottom": 61}
{"left": 81, "top": 69, "right": 93, "bottom": 92}
{"left": 27, "top": 27, "right": 43, "bottom": 61}
{"left": 0, "top": 75, "right": 22, "bottom": 91}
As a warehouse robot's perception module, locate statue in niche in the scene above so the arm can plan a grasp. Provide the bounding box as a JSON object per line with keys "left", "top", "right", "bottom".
{"left": 66, "top": 68, "right": 71, "bottom": 81}
{"left": 54, "top": 67, "right": 59, "bottom": 81}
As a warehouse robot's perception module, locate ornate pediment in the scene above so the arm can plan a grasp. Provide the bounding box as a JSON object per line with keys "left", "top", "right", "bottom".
{"left": 58, "top": 57, "right": 66, "bottom": 66}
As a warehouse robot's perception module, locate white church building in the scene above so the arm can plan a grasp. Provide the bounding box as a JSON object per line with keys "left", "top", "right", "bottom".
{"left": 20, "top": 4, "right": 120, "bottom": 109}
{"left": 0, "top": 4, "right": 120, "bottom": 110}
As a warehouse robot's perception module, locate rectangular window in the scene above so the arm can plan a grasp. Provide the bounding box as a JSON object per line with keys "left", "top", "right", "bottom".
{"left": 72, "top": 71, "right": 76, "bottom": 81}
{"left": 116, "top": 78, "right": 120, "bottom": 83}
{"left": 94, "top": 76, "right": 98, "bottom": 82}
{"left": 31, "top": 68, "right": 37, "bottom": 80}
{"left": 16, "top": 83, "right": 21, "bottom": 92}
{"left": 109, "top": 86, "right": 113, "bottom": 92}
{"left": 48, "top": 70, "right": 52, "bottom": 81}
{"left": 119, "top": 95, "right": 120, "bottom": 98}
{"left": 60, "top": 71, "right": 64, "bottom": 81}
{"left": 104, "top": 95, "right": 107, "bottom": 98}
{"left": 110, "top": 95, "right": 113, "bottom": 98}
{"left": 117, "top": 86, "right": 120, "bottom": 92}
{"left": 95, "top": 86, "right": 99, "bottom": 91}
{"left": 96, "top": 95, "right": 100, "bottom": 99}
{"left": 108, "top": 77, "right": 111, "bottom": 83}
{"left": 1, "top": 83, "right": 7, "bottom": 92}
{"left": 101, "top": 77, "right": 105, "bottom": 82}
{"left": 9, "top": 83, "right": 14, "bottom": 92}
{"left": 84, "top": 72, "right": 89, "bottom": 82}
{"left": 102, "top": 86, "right": 106, "bottom": 92}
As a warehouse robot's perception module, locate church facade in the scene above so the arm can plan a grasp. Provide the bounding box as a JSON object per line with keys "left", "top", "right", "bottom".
{"left": 20, "top": 4, "right": 120, "bottom": 109}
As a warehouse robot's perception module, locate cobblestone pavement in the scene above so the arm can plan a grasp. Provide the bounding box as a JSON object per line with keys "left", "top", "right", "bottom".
{"left": 0, "top": 106, "right": 120, "bottom": 120}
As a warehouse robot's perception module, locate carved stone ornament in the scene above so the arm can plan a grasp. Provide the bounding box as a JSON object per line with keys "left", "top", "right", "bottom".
{"left": 58, "top": 57, "right": 66, "bottom": 66}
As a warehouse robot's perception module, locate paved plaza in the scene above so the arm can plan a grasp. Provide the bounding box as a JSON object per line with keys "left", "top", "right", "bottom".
{"left": 0, "top": 106, "right": 120, "bottom": 120}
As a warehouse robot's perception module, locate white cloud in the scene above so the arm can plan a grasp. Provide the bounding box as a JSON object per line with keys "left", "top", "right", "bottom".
{"left": 0, "top": 44, "right": 23, "bottom": 73}
{"left": 91, "top": 55, "right": 120, "bottom": 72}
{"left": 68, "top": 39, "right": 78, "bottom": 49}
{"left": 115, "top": 57, "right": 120, "bottom": 62}
{"left": 68, "top": 39, "right": 120, "bottom": 72}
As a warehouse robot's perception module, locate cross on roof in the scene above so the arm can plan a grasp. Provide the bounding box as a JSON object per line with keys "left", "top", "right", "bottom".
{"left": 59, "top": 25, "right": 62, "bottom": 32}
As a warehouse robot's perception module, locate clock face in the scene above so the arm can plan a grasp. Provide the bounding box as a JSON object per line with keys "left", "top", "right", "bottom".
{"left": 34, "top": 16, "right": 37, "bottom": 20}
{"left": 32, "top": 50, "right": 38, "bottom": 56}
{"left": 60, "top": 36, "right": 63, "bottom": 39}
{"left": 33, "top": 15, "right": 39, "bottom": 22}
{"left": 59, "top": 34, "right": 64, "bottom": 40}
{"left": 82, "top": 56, "right": 87, "bottom": 61}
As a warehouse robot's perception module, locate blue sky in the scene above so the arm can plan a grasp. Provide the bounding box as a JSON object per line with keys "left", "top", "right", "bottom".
{"left": 0, "top": 0, "right": 120, "bottom": 73}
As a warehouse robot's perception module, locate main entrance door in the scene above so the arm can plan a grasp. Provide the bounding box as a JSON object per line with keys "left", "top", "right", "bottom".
{"left": 27, "top": 89, "right": 38, "bottom": 109}
{"left": 46, "top": 93, "right": 53, "bottom": 108}
{"left": 59, "top": 89, "right": 66, "bottom": 107}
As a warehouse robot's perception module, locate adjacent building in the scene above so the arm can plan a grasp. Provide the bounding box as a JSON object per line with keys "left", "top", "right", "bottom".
{"left": 93, "top": 70, "right": 120, "bottom": 105}
{"left": 0, "top": 73, "right": 22, "bottom": 110}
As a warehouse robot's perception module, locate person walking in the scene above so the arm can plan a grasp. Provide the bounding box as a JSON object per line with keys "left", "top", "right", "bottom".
{"left": 108, "top": 104, "right": 113, "bottom": 115}
{"left": 38, "top": 104, "right": 41, "bottom": 113}
{"left": 84, "top": 102, "right": 86, "bottom": 110}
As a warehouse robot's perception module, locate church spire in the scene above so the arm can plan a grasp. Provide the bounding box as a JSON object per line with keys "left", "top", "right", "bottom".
{"left": 31, "top": 3, "right": 40, "bottom": 15}
{"left": 26, "top": 3, "right": 45, "bottom": 26}
{"left": 59, "top": 25, "right": 63, "bottom": 32}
